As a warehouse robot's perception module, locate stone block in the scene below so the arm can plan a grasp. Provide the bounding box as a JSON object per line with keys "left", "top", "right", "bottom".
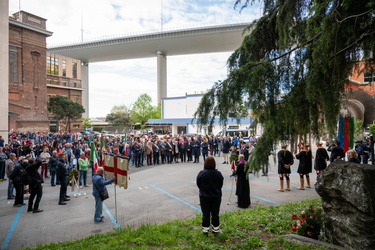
{"left": 315, "top": 160, "right": 375, "bottom": 249}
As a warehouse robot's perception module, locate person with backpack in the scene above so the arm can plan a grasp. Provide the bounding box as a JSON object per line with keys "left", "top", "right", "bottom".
{"left": 9, "top": 157, "right": 27, "bottom": 207}
{"left": 25, "top": 158, "right": 44, "bottom": 213}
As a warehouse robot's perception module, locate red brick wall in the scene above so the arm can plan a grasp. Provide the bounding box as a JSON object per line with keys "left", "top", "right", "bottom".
{"left": 8, "top": 16, "right": 50, "bottom": 132}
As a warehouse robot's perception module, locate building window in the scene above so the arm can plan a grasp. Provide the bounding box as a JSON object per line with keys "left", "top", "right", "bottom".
{"left": 73, "top": 96, "right": 79, "bottom": 102}
{"left": 62, "top": 60, "right": 66, "bottom": 77}
{"left": 364, "top": 72, "right": 375, "bottom": 83}
{"left": 47, "top": 56, "right": 59, "bottom": 75}
{"left": 62, "top": 81, "right": 66, "bottom": 86}
{"left": 9, "top": 45, "right": 18, "bottom": 82}
{"left": 47, "top": 79, "right": 51, "bottom": 84}
{"left": 72, "top": 62, "right": 77, "bottom": 78}
{"left": 73, "top": 125, "right": 80, "bottom": 129}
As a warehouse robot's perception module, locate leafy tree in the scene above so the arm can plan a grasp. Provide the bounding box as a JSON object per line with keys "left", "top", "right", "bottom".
{"left": 81, "top": 117, "right": 92, "bottom": 130}
{"left": 130, "top": 94, "right": 154, "bottom": 124}
{"left": 48, "top": 95, "right": 85, "bottom": 132}
{"left": 194, "top": 0, "right": 375, "bottom": 171}
{"left": 151, "top": 103, "right": 162, "bottom": 120}
{"left": 105, "top": 105, "right": 131, "bottom": 126}
{"left": 354, "top": 120, "right": 364, "bottom": 140}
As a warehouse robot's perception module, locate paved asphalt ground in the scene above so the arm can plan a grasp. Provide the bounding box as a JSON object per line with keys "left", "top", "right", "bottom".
{"left": 0, "top": 155, "right": 319, "bottom": 249}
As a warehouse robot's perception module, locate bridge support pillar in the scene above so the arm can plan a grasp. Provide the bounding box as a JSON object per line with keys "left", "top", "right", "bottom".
{"left": 81, "top": 62, "right": 89, "bottom": 118}
{"left": 0, "top": 0, "right": 9, "bottom": 143}
{"left": 156, "top": 51, "right": 167, "bottom": 103}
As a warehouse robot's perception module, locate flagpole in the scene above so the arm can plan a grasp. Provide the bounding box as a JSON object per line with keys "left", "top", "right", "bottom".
{"left": 114, "top": 156, "right": 118, "bottom": 223}
{"left": 114, "top": 178, "right": 118, "bottom": 223}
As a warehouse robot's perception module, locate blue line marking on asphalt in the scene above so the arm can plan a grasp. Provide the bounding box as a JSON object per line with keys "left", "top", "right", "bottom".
{"left": 223, "top": 186, "right": 279, "bottom": 205}
{"left": 248, "top": 175, "right": 315, "bottom": 189}
{"left": 149, "top": 184, "right": 202, "bottom": 213}
{"left": 151, "top": 179, "right": 196, "bottom": 185}
{"left": 1, "top": 205, "right": 24, "bottom": 250}
{"left": 103, "top": 203, "right": 120, "bottom": 228}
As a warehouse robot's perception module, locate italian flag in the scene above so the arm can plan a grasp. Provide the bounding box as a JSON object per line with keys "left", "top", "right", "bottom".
{"left": 90, "top": 142, "right": 99, "bottom": 173}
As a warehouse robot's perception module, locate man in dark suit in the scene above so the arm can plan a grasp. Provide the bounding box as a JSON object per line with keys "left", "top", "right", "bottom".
{"left": 26, "top": 158, "right": 44, "bottom": 213}
{"left": 240, "top": 142, "right": 249, "bottom": 162}
{"left": 192, "top": 137, "right": 201, "bottom": 163}
{"left": 56, "top": 154, "right": 70, "bottom": 205}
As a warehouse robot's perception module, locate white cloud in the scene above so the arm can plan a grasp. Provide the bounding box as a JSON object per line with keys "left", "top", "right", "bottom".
{"left": 9, "top": 0, "right": 261, "bottom": 117}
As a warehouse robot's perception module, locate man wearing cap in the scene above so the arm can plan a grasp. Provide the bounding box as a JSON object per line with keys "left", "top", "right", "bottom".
{"left": 92, "top": 167, "right": 114, "bottom": 223}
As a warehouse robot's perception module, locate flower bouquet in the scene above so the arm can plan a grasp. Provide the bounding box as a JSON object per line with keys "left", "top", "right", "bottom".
{"left": 291, "top": 205, "right": 323, "bottom": 240}
{"left": 68, "top": 168, "right": 79, "bottom": 187}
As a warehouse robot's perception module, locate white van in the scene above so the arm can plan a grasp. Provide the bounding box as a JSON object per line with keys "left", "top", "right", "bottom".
{"left": 217, "top": 129, "right": 250, "bottom": 143}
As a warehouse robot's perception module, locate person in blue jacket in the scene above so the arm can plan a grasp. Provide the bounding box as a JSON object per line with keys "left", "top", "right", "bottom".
{"left": 92, "top": 167, "right": 114, "bottom": 223}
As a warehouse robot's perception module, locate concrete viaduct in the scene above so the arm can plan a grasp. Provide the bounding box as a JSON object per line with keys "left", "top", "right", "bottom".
{"left": 47, "top": 23, "right": 251, "bottom": 117}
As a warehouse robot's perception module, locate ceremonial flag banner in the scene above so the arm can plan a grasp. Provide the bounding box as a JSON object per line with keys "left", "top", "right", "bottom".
{"left": 100, "top": 136, "right": 104, "bottom": 154}
{"left": 90, "top": 143, "right": 99, "bottom": 174}
{"left": 104, "top": 154, "right": 115, "bottom": 179}
{"left": 116, "top": 156, "right": 129, "bottom": 189}
{"left": 103, "top": 154, "right": 129, "bottom": 189}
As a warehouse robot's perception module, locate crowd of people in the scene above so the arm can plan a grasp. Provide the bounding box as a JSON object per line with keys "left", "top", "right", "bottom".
{"left": 276, "top": 137, "right": 372, "bottom": 192}
{"left": 0, "top": 131, "right": 372, "bottom": 228}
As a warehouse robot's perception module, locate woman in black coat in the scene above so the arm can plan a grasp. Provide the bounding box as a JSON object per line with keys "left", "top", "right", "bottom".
{"left": 235, "top": 154, "right": 250, "bottom": 208}
{"left": 314, "top": 141, "right": 329, "bottom": 174}
{"left": 277, "top": 145, "right": 294, "bottom": 192}
{"left": 196, "top": 156, "right": 223, "bottom": 235}
{"left": 295, "top": 144, "right": 312, "bottom": 190}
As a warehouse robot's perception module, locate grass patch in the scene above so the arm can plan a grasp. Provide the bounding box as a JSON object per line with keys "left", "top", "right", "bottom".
{"left": 28, "top": 198, "right": 331, "bottom": 249}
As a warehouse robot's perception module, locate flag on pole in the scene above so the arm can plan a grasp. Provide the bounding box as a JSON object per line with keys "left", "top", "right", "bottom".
{"left": 124, "top": 131, "right": 127, "bottom": 144}
{"left": 123, "top": 131, "right": 127, "bottom": 156}
{"left": 116, "top": 156, "right": 129, "bottom": 189}
{"left": 90, "top": 142, "right": 99, "bottom": 174}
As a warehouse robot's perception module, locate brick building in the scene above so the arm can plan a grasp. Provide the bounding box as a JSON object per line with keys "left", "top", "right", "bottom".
{"left": 343, "top": 62, "right": 375, "bottom": 126}
{"left": 8, "top": 11, "right": 83, "bottom": 132}
{"left": 46, "top": 52, "right": 83, "bottom": 132}
{"left": 8, "top": 11, "right": 52, "bottom": 132}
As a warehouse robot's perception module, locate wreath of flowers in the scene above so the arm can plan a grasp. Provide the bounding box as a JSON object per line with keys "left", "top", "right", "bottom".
{"left": 291, "top": 205, "right": 324, "bottom": 240}
{"left": 68, "top": 168, "right": 79, "bottom": 186}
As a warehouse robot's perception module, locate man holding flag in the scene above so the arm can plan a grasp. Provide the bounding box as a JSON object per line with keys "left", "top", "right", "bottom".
{"left": 90, "top": 142, "right": 99, "bottom": 175}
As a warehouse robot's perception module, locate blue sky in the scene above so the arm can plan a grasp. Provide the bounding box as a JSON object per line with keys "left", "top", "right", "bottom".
{"left": 9, "top": 0, "right": 261, "bottom": 117}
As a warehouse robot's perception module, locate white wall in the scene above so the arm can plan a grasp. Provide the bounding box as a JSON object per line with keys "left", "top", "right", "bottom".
{"left": 163, "top": 95, "right": 203, "bottom": 119}
{"left": 163, "top": 97, "right": 186, "bottom": 119}
{"left": 161, "top": 94, "right": 255, "bottom": 136}
{"left": 186, "top": 95, "right": 203, "bottom": 117}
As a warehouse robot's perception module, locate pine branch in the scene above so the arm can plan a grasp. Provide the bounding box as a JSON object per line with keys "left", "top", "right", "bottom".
{"left": 334, "top": 31, "right": 375, "bottom": 57}
{"left": 336, "top": 9, "right": 373, "bottom": 23}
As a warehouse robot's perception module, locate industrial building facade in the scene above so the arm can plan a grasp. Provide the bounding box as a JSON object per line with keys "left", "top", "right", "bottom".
{"left": 8, "top": 11, "right": 83, "bottom": 132}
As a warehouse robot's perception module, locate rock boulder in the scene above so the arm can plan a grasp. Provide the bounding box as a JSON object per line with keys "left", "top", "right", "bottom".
{"left": 315, "top": 160, "right": 375, "bottom": 249}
